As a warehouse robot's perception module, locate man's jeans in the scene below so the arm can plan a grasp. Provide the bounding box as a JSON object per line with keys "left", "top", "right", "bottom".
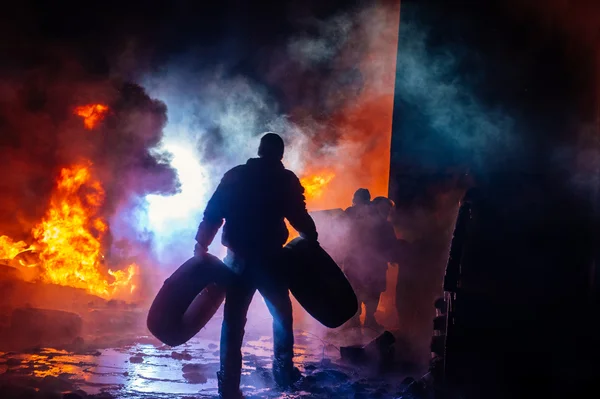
{"left": 219, "top": 253, "right": 294, "bottom": 389}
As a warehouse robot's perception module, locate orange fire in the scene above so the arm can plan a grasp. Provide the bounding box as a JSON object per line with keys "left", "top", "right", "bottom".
{"left": 74, "top": 104, "right": 109, "bottom": 130}
{"left": 300, "top": 172, "right": 335, "bottom": 201}
{"left": 0, "top": 103, "right": 136, "bottom": 299}
{"left": 29, "top": 162, "right": 137, "bottom": 298}
{"left": 286, "top": 171, "right": 336, "bottom": 243}
{"left": 0, "top": 236, "right": 31, "bottom": 261}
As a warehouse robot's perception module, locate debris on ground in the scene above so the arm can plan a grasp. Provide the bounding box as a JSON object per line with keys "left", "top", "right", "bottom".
{"left": 0, "top": 309, "right": 419, "bottom": 398}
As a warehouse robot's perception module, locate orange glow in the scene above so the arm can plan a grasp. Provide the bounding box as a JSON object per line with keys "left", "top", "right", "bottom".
{"left": 20, "top": 162, "right": 138, "bottom": 299}
{"left": 0, "top": 236, "right": 31, "bottom": 260}
{"left": 285, "top": 0, "right": 399, "bottom": 212}
{"left": 285, "top": 171, "right": 336, "bottom": 243}
{"left": 74, "top": 104, "right": 109, "bottom": 130}
{"left": 300, "top": 172, "right": 335, "bottom": 202}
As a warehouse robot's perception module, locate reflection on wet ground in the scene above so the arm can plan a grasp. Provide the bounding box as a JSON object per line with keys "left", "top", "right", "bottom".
{"left": 0, "top": 300, "right": 408, "bottom": 398}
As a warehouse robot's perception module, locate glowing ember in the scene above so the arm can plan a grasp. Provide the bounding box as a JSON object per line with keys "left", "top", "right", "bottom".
{"left": 300, "top": 172, "right": 336, "bottom": 201}
{"left": 74, "top": 104, "right": 109, "bottom": 130}
{"left": 27, "top": 162, "right": 137, "bottom": 298}
{"left": 0, "top": 236, "right": 31, "bottom": 260}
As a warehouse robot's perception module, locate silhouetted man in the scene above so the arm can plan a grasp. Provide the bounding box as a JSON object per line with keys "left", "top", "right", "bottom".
{"left": 344, "top": 189, "right": 395, "bottom": 330}
{"left": 194, "top": 133, "right": 318, "bottom": 399}
{"left": 343, "top": 189, "right": 373, "bottom": 329}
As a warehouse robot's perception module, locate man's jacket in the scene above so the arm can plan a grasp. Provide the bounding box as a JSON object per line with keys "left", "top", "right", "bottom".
{"left": 196, "top": 157, "right": 317, "bottom": 257}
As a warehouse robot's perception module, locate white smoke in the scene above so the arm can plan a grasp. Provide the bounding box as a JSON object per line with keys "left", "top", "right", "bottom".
{"left": 107, "top": 0, "right": 401, "bottom": 341}
{"left": 117, "top": 68, "right": 309, "bottom": 270}
{"left": 109, "top": 1, "right": 400, "bottom": 276}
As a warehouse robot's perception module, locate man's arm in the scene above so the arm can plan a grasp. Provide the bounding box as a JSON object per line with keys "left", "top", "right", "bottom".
{"left": 195, "top": 177, "right": 228, "bottom": 253}
{"left": 285, "top": 174, "right": 318, "bottom": 241}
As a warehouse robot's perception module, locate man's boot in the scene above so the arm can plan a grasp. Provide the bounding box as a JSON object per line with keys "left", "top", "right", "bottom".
{"left": 272, "top": 357, "right": 301, "bottom": 390}
{"left": 217, "top": 371, "right": 244, "bottom": 399}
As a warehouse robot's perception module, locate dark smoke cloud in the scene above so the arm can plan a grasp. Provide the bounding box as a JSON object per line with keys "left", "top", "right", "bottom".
{"left": 0, "top": 55, "right": 178, "bottom": 241}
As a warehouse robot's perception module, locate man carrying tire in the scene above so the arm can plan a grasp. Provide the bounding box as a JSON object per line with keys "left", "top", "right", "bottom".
{"left": 194, "top": 133, "right": 318, "bottom": 399}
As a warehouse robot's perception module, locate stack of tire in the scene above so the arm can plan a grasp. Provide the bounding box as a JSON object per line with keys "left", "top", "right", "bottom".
{"left": 430, "top": 295, "right": 448, "bottom": 379}
{"left": 428, "top": 191, "right": 473, "bottom": 399}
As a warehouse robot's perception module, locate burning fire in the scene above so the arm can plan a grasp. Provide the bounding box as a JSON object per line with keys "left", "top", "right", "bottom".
{"left": 286, "top": 171, "right": 336, "bottom": 243}
{"left": 300, "top": 172, "right": 335, "bottom": 201}
{"left": 0, "top": 236, "right": 32, "bottom": 261}
{"left": 29, "top": 162, "right": 137, "bottom": 298}
{"left": 74, "top": 104, "right": 109, "bottom": 130}
{"left": 1, "top": 102, "right": 137, "bottom": 298}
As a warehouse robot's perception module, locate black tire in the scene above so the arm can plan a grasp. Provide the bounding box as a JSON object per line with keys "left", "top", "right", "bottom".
{"left": 147, "top": 255, "right": 233, "bottom": 346}
{"left": 284, "top": 238, "right": 358, "bottom": 328}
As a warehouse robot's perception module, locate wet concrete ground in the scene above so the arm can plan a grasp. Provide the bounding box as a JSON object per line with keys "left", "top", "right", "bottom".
{"left": 0, "top": 298, "right": 413, "bottom": 399}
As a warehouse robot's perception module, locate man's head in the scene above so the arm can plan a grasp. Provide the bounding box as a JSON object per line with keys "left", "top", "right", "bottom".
{"left": 372, "top": 196, "right": 395, "bottom": 219}
{"left": 352, "top": 188, "right": 371, "bottom": 206}
{"left": 258, "top": 133, "right": 285, "bottom": 160}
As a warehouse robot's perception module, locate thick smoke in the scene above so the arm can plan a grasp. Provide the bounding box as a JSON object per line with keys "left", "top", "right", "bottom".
{"left": 266, "top": 2, "right": 399, "bottom": 208}
{"left": 99, "top": 1, "right": 399, "bottom": 339}
{"left": 128, "top": 1, "right": 400, "bottom": 272}
{"left": 0, "top": 56, "right": 179, "bottom": 257}
{"left": 394, "top": 21, "right": 517, "bottom": 173}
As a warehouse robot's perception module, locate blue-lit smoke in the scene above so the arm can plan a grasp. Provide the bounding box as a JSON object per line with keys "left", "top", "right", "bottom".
{"left": 109, "top": 2, "right": 399, "bottom": 278}
{"left": 117, "top": 69, "right": 307, "bottom": 270}
{"left": 393, "top": 18, "right": 518, "bottom": 171}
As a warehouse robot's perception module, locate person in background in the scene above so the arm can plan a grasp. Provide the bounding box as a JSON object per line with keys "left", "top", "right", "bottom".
{"left": 371, "top": 196, "right": 399, "bottom": 265}
{"left": 194, "top": 133, "right": 318, "bottom": 399}
{"left": 344, "top": 190, "right": 396, "bottom": 330}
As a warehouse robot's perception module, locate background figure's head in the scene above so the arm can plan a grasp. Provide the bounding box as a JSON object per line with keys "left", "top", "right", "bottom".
{"left": 372, "top": 196, "right": 395, "bottom": 220}
{"left": 352, "top": 188, "right": 371, "bottom": 206}
{"left": 258, "top": 132, "right": 285, "bottom": 160}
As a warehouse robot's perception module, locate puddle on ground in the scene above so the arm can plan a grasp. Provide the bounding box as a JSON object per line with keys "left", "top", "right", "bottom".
{"left": 0, "top": 304, "right": 408, "bottom": 398}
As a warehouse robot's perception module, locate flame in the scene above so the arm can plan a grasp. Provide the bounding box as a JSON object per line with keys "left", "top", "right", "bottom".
{"left": 0, "top": 103, "right": 135, "bottom": 299}
{"left": 285, "top": 171, "right": 336, "bottom": 243}
{"left": 281, "top": 2, "right": 398, "bottom": 212}
{"left": 74, "top": 104, "right": 109, "bottom": 130}
{"left": 24, "top": 162, "right": 138, "bottom": 298}
{"left": 300, "top": 172, "right": 335, "bottom": 201}
{"left": 0, "top": 236, "right": 31, "bottom": 260}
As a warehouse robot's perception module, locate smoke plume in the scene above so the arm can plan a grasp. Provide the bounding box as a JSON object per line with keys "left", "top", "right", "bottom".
{"left": 127, "top": 0, "right": 400, "bottom": 270}
{"left": 0, "top": 56, "right": 179, "bottom": 249}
